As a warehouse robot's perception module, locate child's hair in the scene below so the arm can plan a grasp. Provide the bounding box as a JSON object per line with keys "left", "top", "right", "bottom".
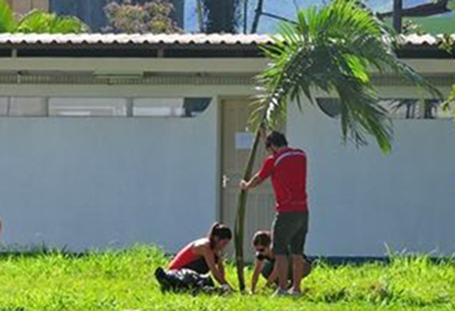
{"left": 252, "top": 230, "right": 272, "bottom": 247}
{"left": 209, "top": 222, "right": 232, "bottom": 248}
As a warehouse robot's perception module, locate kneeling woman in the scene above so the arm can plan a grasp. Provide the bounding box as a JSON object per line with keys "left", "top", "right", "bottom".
{"left": 155, "top": 223, "right": 233, "bottom": 291}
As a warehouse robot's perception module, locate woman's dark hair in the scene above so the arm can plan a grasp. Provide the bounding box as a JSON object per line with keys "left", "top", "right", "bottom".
{"left": 265, "top": 131, "right": 288, "bottom": 149}
{"left": 209, "top": 222, "right": 232, "bottom": 248}
{"left": 252, "top": 230, "right": 271, "bottom": 247}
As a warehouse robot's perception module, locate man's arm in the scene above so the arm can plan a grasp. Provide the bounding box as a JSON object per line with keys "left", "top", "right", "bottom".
{"left": 240, "top": 156, "right": 274, "bottom": 191}
{"left": 240, "top": 173, "right": 264, "bottom": 190}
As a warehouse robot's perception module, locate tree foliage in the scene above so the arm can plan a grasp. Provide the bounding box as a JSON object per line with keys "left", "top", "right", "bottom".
{"left": 0, "top": 0, "right": 16, "bottom": 32}
{"left": 0, "top": 0, "right": 89, "bottom": 33}
{"left": 255, "top": 0, "right": 441, "bottom": 152}
{"left": 17, "top": 10, "right": 90, "bottom": 33}
{"left": 104, "top": 0, "right": 181, "bottom": 34}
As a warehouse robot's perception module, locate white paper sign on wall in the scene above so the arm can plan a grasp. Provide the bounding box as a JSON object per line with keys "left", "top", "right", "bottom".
{"left": 235, "top": 132, "right": 254, "bottom": 150}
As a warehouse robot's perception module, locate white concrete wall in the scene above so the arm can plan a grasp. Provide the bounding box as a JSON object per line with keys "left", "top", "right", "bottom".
{"left": 0, "top": 99, "right": 218, "bottom": 253}
{"left": 0, "top": 53, "right": 454, "bottom": 258}
{"left": 288, "top": 94, "right": 455, "bottom": 257}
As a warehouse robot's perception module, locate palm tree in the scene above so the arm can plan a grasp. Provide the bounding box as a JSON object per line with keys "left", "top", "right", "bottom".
{"left": 0, "top": 0, "right": 89, "bottom": 33}
{"left": 234, "top": 0, "right": 441, "bottom": 291}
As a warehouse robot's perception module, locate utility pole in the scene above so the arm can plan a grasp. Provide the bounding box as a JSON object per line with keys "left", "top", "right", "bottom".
{"left": 243, "top": 0, "right": 248, "bottom": 33}
{"left": 393, "top": 0, "right": 403, "bottom": 33}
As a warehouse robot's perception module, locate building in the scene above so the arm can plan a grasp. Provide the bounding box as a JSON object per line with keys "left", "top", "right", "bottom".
{"left": 50, "top": 0, "right": 184, "bottom": 32}
{"left": 0, "top": 33, "right": 454, "bottom": 259}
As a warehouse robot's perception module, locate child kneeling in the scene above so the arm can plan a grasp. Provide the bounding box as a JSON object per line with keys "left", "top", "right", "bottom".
{"left": 251, "top": 231, "right": 311, "bottom": 294}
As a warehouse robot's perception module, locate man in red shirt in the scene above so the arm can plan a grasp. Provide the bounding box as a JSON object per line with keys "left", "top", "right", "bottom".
{"left": 240, "top": 131, "right": 309, "bottom": 296}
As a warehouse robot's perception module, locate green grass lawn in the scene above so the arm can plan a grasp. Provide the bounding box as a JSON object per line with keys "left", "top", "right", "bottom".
{"left": 0, "top": 245, "right": 453, "bottom": 311}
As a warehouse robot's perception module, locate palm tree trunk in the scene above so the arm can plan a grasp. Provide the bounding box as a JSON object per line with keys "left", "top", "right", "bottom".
{"left": 234, "top": 124, "right": 262, "bottom": 292}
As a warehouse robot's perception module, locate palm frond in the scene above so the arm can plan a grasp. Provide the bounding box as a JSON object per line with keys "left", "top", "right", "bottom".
{"left": 0, "top": 0, "right": 16, "bottom": 32}
{"left": 51, "top": 16, "right": 90, "bottom": 33}
{"left": 256, "top": 0, "right": 440, "bottom": 153}
{"left": 16, "top": 10, "right": 50, "bottom": 33}
{"left": 17, "top": 10, "right": 90, "bottom": 34}
{"left": 442, "top": 85, "right": 455, "bottom": 114}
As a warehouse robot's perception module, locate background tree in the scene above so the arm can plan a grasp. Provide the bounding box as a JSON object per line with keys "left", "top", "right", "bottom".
{"left": 196, "top": 0, "right": 241, "bottom": 33}
{"left": 247, "top": 0, "right": 455, "bottom": 35}
{"left": 234, "top": 0, "right": 441, "bottom": 291}
{"left": 104, "top": 0, "right": 180, "bottom": 34}
{"left": 0, "top": 0, "right": 89, "bottom": 33}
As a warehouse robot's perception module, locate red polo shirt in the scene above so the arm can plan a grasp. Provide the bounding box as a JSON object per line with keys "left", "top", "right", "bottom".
{"left": 258, "top": 147, "right": 308, "bottom": 213}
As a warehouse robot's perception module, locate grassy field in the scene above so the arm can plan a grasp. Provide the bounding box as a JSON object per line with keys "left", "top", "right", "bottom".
{"left": 0, "top": 245, "right": 453, "bottom": 311}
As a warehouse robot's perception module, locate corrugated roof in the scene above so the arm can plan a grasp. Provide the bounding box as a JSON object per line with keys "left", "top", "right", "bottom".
{"left": 0, "top": 33, "right": 452, "bottom": 47}
{"left": 0, "top": 33, "right": 273, "bottom": 46}
{"left": 400, "top": 34, "right": 441, "bottom": 46}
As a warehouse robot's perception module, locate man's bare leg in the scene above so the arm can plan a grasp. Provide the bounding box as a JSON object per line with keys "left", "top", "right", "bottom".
{"left": 275, "top": 255, "right": 289, "bottom": 291}
{"left": 290, "top": 254, "right": 304, "bottom": 293}
{"left": 302, "top": 258, "right": 312, "bottom": 279}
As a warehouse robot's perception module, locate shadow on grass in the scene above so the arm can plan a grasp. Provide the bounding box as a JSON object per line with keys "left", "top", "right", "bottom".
{"left": 0, "top": 243, "right": 171, "bottom": 261}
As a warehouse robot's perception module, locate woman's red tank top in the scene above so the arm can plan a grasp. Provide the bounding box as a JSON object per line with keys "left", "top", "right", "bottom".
{"left": 168, "top": 242, "right": 201, "bottom": 270}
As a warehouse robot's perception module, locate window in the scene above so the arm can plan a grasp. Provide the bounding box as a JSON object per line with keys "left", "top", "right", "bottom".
{"left": 385, "top": 99, "right": 451, "bottom": 119}
{"left": 0, "top": 97, "right": 8, "bottom": 116}
{"left": 0, "top": 96, "right": 212, "bottom": 118}
{"left": 8, "top": 97, "right": 47, "bottom": 117}
{"left": 316, "top": 98, "right": 451, "bottom": 120}
{"left": 49, "top": 98, "right": 127, "bottom": 117}
{"left": 132, "top": 97, "right": 211, "bottom": 117}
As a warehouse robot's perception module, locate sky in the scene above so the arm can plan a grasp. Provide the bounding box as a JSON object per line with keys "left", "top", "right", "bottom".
{"left": 183, "top": 0, "right": 446, "bottom": 33}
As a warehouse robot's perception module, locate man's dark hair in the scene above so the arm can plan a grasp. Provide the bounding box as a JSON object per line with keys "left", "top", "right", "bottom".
{"left": 252, "top": 231, "right": 272, "bottom": 247}
{"left": 265, "top": 131, "right": 288, "bottom": 149}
